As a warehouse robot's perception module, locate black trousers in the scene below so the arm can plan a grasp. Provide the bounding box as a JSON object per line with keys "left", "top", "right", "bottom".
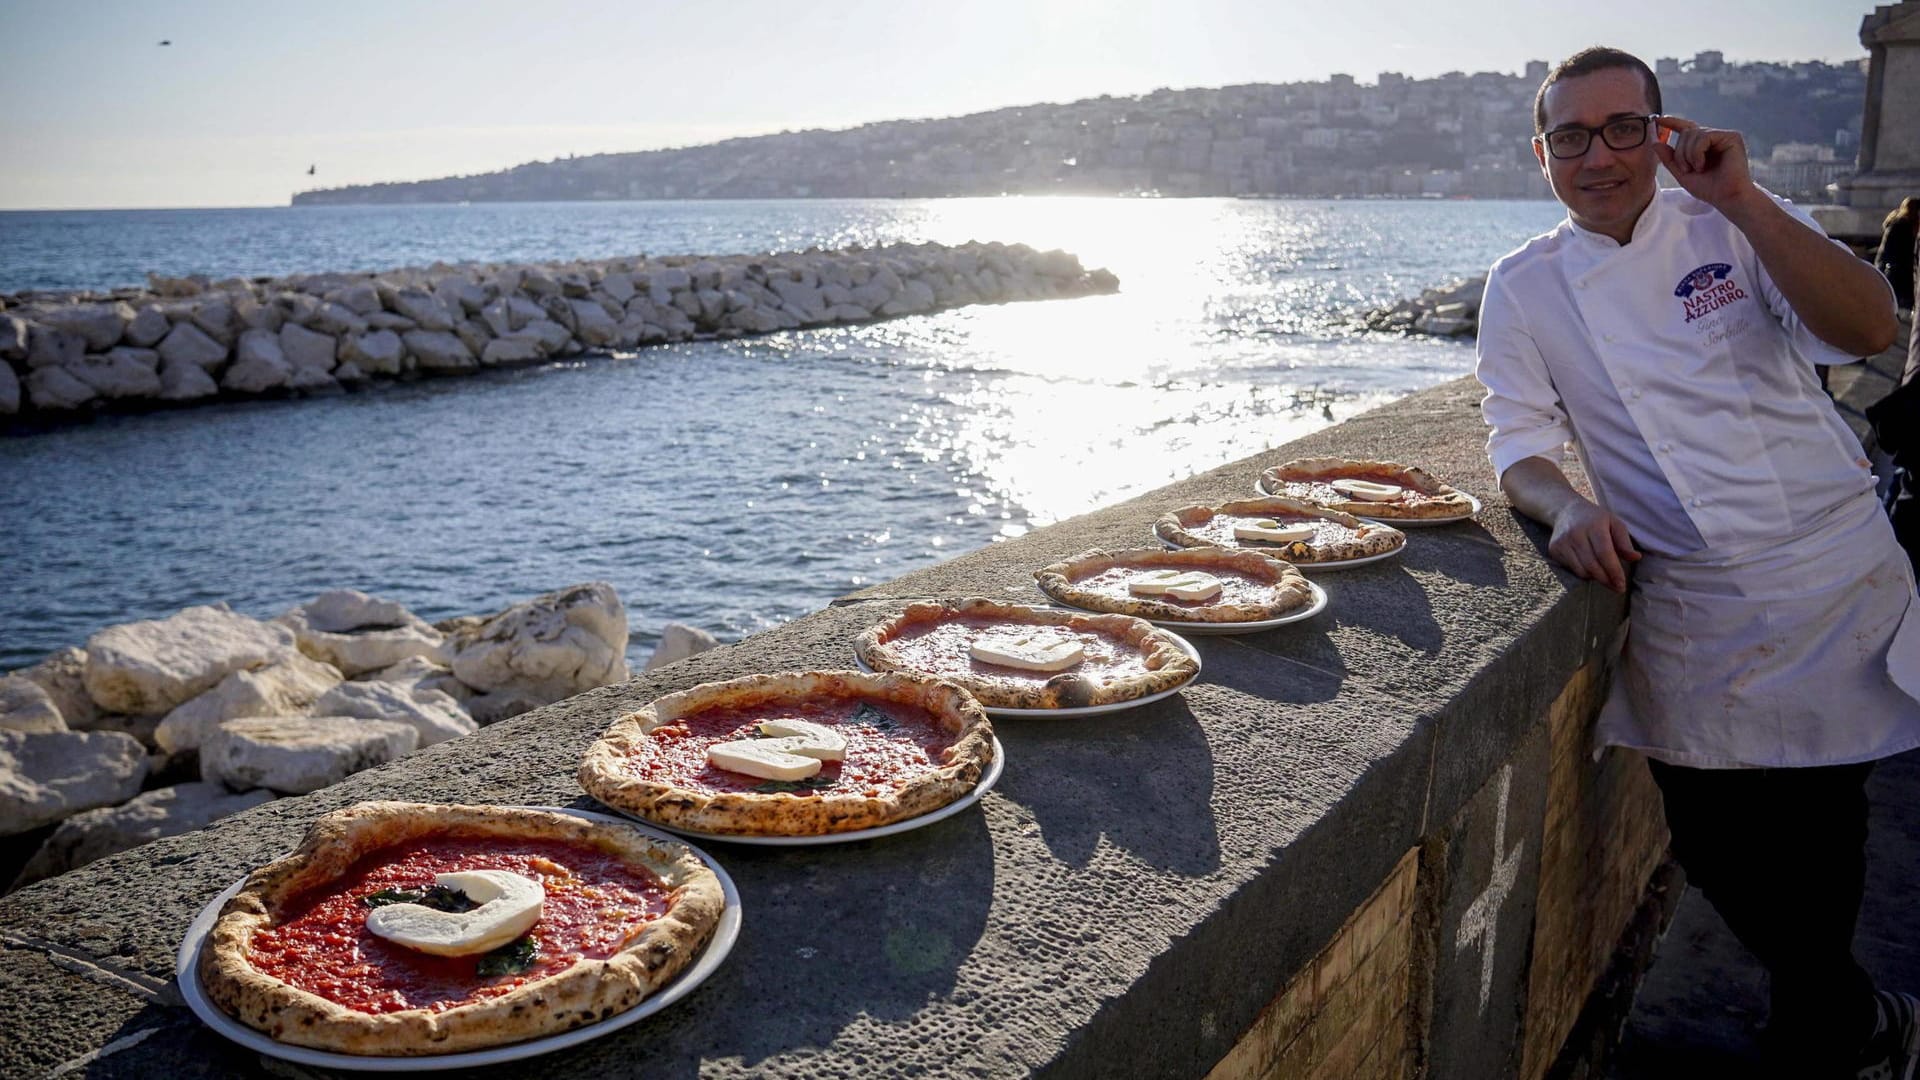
{"left": 1647, "top": 758, "right": 1879, "bottom": 1067}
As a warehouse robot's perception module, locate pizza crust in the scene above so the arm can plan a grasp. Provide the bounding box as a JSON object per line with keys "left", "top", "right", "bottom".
{"left": 199, "top": 802, "right": 725, "bottom": 1056}
{"left": 1154, "top": 497, "right": 1406, "bottom": 563}
{"left": 579, "top": 670, "right": 994, "bottom": 837}
{"left": 1257, "top": 457, "right": 1475, "bottom": 520}
{"left": 854, "top": 598, "right": 1199, "bottom": 709}
{"left": 1034, "top": 546, "right": 1314, "bottom": 623}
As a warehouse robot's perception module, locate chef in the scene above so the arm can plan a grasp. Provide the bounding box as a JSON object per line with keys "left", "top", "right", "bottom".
{"left": 1474, "top": 46, "right": 1920, "bottom": 1076}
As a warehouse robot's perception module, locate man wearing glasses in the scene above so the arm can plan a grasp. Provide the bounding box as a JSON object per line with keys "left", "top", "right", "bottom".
{"left": 1474, "top": 46, "right": 1919, "bottom": 1077}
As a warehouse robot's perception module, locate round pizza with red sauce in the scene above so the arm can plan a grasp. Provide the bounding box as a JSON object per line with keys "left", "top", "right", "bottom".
{"left": 854, "top": 598, "right": 1199, "bottom": 710}
{"left": 1155, "top": 496, "right": 1405, "bottom": 565}
{"left": 578, "top": 670, "right": 994, "bottom": 837}
{"left": 1257, "top": 457, "right": 1476, "bottom": 520}
{"left": 1035, "top": 546, "right": 1314, "bottom": 623}
{"left": 199, "top": 802, "right": 724, "bottom": 1056}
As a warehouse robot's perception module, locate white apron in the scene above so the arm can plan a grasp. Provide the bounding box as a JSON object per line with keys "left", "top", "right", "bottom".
{"left": 1597, "top": 491, "right": 1920, "bottom": 768}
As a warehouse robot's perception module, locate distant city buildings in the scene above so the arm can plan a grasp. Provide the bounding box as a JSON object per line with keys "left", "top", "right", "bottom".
{"left": 294, "top": 56, "right": 1867, "bottom": 206}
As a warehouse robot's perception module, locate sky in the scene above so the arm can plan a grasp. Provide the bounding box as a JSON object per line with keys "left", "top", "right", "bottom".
{"left": 0, "top": 0, "right": 1874, "bottom": 210}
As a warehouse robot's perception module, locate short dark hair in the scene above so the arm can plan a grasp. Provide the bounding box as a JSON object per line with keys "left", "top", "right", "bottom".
{"left": 1533, "top": 47, "right": 1663, "bottom": 134}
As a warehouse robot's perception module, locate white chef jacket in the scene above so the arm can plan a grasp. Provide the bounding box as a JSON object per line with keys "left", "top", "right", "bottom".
{"left": 1475, "top": 187, "right": 1920, "bottom": 768}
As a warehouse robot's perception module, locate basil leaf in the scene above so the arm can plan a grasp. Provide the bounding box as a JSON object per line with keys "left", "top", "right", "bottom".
{"left": 849, "top": 703, "right": 898, "bottom": 731}
{"left": 753, "top": 775, "right": 840, "bottom": 794}
{"left": 418, "top": 885, "right": 477, "bottom": 912}
{"left": 476, "top": 935, "right": 538, "bottom": 977}
{"left": 359, "top": 885, "right": 475, "bottom": 912}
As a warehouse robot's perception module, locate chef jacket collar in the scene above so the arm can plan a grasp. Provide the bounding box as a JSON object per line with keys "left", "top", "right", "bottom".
{"left": 1562, "top": 188, "right": 1667, "bottom": 250}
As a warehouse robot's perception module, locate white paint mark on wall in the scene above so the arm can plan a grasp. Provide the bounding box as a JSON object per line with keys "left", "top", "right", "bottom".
{"left": 1455, "top": 764, "right": 1524, "bottom": 1014}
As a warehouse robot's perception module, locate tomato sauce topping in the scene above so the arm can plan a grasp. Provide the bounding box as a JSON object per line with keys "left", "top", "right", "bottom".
{"left": 632, "top": 696, "right": 953, "bottom": 796}
{"left": 1274, "top": 472, "right": 1446, "bottom": 508}
{"left": 248, "top": 836, "right": 671, "bottom": 1015}
{"left": 1074, "top": 565, "right": 1278, "bottom": 609}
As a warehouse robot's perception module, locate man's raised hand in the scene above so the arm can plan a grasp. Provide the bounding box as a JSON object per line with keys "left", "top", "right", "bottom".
{"left": 1654, "top": 115, "right": 1757, "bottom": 212}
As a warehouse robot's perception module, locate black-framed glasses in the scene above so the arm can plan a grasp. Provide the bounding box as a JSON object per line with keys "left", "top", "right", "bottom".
{"left": 1536, "top": 115, "right": 1658, "bottom": 160}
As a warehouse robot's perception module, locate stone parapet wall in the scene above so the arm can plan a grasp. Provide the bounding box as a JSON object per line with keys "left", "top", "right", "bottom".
{"left": 0, "top": 376, "right": 1673, "bottom": 1078}
{"left": 0, "top": 242, "right": 1117, "bottom": 423}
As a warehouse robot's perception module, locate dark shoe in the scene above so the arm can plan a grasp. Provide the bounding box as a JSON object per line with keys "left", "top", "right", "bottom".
{"left": 1858, "top": 991, "right": 1920, "bottom": 1080}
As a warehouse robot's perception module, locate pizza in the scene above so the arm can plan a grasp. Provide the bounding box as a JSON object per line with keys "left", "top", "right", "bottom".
{"left": 1257, "top": 457, "right": 1475, "bottom": 520}
{"left": 578, "top": 670, "right": 994, "bottom": 837}
{"left": 854, "top": 597, "right": 1199, "bottom": 710}
{"left": 198, "top": 802, "right": 725, "bottom": 1056}
{"left": 1034, "top": 546, "right": 1315, "bottom": 623}
{"left": 1154, "top": 496, "right": 1406, "bottom": 565}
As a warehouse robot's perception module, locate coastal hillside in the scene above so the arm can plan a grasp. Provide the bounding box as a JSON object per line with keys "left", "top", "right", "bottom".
{"left": 293, "top": 54, "right": 1864, "bottom": 206}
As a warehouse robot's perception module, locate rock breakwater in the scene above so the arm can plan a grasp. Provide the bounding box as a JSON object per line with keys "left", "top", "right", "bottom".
{"left": 0, "top": 242, "right": 1118, "bottom": 425}
{"left": 1362, "top": 274, "right": 1487, "bottom": 338}
{"left": 0, "top": 585, "right": 721, "bottom": 890}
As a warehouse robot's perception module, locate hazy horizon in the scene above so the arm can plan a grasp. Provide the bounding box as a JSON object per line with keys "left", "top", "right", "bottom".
{"left": 0, "top": 0, "right": 1871, "bottom": 212}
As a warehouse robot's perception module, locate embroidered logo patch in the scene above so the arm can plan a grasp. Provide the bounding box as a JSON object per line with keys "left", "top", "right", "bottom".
{"left": 1673, "top": 262, "right": 1746, "bottom": 322}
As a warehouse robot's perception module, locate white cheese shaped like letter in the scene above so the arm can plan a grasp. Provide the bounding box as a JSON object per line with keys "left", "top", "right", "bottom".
{"left": 709, "top": 738, "right": 824, "bottom": 781}
{"left": 1127, "top": 569, "right": 1224, "bottom": 602}
{"left": 1234, "top": 518, "right": 1316, "bottom": 543}
{"left": 969, "top": 632, "right": 1086, "bottom": 672}
{"left": 755, "top": 718, "right": 848, "bottom": 760}
{"left": 1331, "top": 478, "right": 1404, "bottom": 502}
{"left": 364, "top": 870, "right": 545, "bottom": 957}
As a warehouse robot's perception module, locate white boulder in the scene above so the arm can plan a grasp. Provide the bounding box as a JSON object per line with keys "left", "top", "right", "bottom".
{"left": 447, "top": 582, "right": 630, "bottom": 703}
{"left": 26, "top": 324, "right": 85, "bottom": 369}
{"left": 24, "top": 364, "right": 98, "bottom": 410}
{"left": 277, "top": 322, "right": 337, "bottom": 373}
{"left": 11, "top": 781, "right": 275, "bottom": 887}
{"left": 158, "top": 356, "right": 221, "bottom": 400}
{"left": 156, "top": 321, "right": 229, "bottom": 372}
{"left": 68, "top": 352, "right": 162, "bottom": 399}
{"left": 401, "top": 329, "right": 476, "bottom": 371}
{"left": 0, "top": 729, "right": 149, "bottom": 835}
{"left": 201, "top": 716, "right": 418, "bottom": 795}
{"left": 389, "top": 288, "right": 455, "bottom": 331}
{"left": 0, "top": 676, "right": 66, "bottom": 733}
{"left": 124, "top": 306, "right": 171, "bottom": 347}
{"left": 11, "top": 647, "right": 101, "bottom": 730}
{"left": 222, "top": 328, "right": 293, "bottom": 392}
{"left": 481, "top": 337, "right": 544, "bottom": 366}
{"left": 567, "top": 299, "right": 620, "bottom": 347}
{"left": 42, "top": 302, "right": 133, "bottom": 351}
{"left": 155, "top": 651, "right": 344, "bottom": 754}
{"left": 643, "top": 623, "right": 720, "bottom": 671}
{"left": 277, "top": 590, "right": 444, "bottom": 677}
{"left": 340, "top": 329, "right": 403, "bottom": 374}
{"left": 83, "top": 604, "right": 299, "bottom": 717}
{"left": 310, "top": 681, "right": 475, "bottom": 747}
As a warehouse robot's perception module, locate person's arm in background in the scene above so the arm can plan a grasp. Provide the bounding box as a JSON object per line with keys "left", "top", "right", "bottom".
{"left": 1657, "top": 116, "right": 1899, "bottom": 356}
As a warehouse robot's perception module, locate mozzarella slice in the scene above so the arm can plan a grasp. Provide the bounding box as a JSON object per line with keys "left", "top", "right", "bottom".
{"left": 1331, "top": 478, "right": 1404, "bottom": 502}
{"left": 709, "top": 738, "right": 823, "bottom": 781}
{"left": 970, "top": 632, "right": 1085, "bottom": 672}
{"left": 1128, "top": 569, "right": 1223, "bottom": 601}
{"left": 755, "top": 718, "right": 847, "bottom": 761}
{"left": 364, "top": 870, "right": 545, "bottom": 957}
{"left": 1235, "top": 518, "right": 1316, "bottom": 543}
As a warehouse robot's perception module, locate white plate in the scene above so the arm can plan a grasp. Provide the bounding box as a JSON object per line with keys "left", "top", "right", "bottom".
{"left": 1050, "top": 580, "right": 1328, "bottom": 635}
{"left": 175, "top": 807, "right": 743, "bottom": 1072}
{"left": 1252, "top": 476, "right": 1484, "bottom": 526}
{"left": 1152, "top": 528, "right": 1406, "bottom": 573}
{"left": 608, "top": 737, "right": 1006, "bottom": 847}
{"left": 854, "top": 635, "right": 1202, "bottom": 718}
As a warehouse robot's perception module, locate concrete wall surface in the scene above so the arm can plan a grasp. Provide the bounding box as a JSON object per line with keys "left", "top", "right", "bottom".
{"left": 0, "top": 375, "right": 1670, "bottom": 1078}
